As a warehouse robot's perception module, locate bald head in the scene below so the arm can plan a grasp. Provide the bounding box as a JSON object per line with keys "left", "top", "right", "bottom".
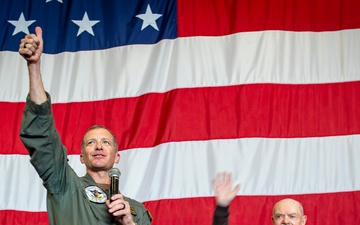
{"left": 271, "top": 198, "right": 307, "bottom": 225}
{"left": 273, "top": 198, "right": 304, "bottom": 216}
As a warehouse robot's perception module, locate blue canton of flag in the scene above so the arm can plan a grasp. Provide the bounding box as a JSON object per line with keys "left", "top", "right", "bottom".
{"left": 1, "top": 0, "right": 178, "bottom": 53}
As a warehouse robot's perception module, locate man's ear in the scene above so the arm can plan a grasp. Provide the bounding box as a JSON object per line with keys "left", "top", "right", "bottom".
{"left": 302, "top": 215, "right": 307, "bottom": 224}
{"left": 115, "top": 152, "right": 120, "bottom": 164}
{"left": 80, "top": 154, "right": 84, "bottom": 164}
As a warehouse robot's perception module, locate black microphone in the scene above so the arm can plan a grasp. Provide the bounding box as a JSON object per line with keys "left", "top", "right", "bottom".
{"left": 108, "top": 168, "right": 121, "bottom": 202}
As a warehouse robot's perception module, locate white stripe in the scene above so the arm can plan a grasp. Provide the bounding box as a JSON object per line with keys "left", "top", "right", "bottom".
{"left": 1, "top": 155, "right": 47, "bottom": 211}
{"left": 1, "top": 135, "right": 360, "bottom": 211}
{"left": 1, "top": 29, "right": 360, "bottom": 103}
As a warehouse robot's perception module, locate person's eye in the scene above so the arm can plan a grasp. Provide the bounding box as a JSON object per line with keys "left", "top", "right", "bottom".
{"left": 87, "top": 141, "right": 94, "bottom": 145}
{"left": 103, "top": 140, "right": 110, "bottom": 145}
{"left": 275, "top": 214, "right": 284, "bottom": 219}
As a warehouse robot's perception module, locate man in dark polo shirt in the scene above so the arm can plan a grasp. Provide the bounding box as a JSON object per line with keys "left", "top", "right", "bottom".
{"left": 212, "top": 172, "right": 307, "bottom": 225}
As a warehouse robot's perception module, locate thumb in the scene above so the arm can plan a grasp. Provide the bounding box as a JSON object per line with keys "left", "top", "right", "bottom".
{"left": 35, "top": 26, "right": 43, "bottom": 41}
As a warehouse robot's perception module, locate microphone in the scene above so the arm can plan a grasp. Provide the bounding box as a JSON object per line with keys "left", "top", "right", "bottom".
{"left": 108, "top": 168, "right": 121, "bottom": 202}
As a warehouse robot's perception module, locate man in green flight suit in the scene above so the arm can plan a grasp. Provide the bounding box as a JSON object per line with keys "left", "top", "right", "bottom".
{"left": 18, "top": 26, "right": 152, "bottom": 225}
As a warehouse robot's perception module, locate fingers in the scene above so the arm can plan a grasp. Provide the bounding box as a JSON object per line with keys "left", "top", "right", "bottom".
{"left": 111, "top": 202, "right": 131, "bottom": 217}
{"left": 19, "top": 37, "right": 34, "bottom": 57}
{"left": 18, "top": 26, "right": 43, "bottom": 62}
{"left": 213, "top": 172, "right": 241, "bottom": 207}
{"left": 35, "top": 26, "right": 43, "bottom": 41}
{"left": 213, "top": 171, "right": 231, "bottom": 188}
{"left": 233, "top": 183, "right": 241, "bottom": 193}
{"left": 223, "top": 172, "right": 231, "bottom": 184}
{"left": 234, "top": 183, "right": 241, "bottom": 191}
{"left": 213, "top": 172, "right": 241, "bottom": 195}
{"left": 107, "top": 194, "right": 131, "bottom": 217}
{"left": 21, "top": 38, "right": 37, "bottom": 52}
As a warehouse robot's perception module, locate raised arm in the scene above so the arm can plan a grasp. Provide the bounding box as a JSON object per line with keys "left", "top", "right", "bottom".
{"left": 212, "top": 172, "right": 240, "bottom": 225}
{"left": 18, "top": 26, "right": 47, "bottom": 104}
{"left": 18, "top": 26, "right": 68, "bottom": 195}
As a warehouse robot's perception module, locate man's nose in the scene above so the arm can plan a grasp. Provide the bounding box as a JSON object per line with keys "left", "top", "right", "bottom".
{"left": 95, "top": 141, "right": 103, "bottom": 149}
{"left": 282, "top": 216, "right": 290, "bottom": 224}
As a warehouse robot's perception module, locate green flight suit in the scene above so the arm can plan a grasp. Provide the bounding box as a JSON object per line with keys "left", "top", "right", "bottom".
{"left": 20, "top": 93, "right": 152, "bottom": 225}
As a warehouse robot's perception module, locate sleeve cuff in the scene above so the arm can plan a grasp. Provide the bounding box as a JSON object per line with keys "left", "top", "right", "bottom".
{"left": 26, "top": 92, "right": 52, "bottom": 115}
{"left": 214, "top": 205, "right": 229, "bottom": 217}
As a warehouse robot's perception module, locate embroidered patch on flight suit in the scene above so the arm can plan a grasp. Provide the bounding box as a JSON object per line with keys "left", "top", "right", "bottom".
{"left": 130, "top": 206, "right": 137, "bottom": 216}
{"left": 85, "top": 186, "right": 107, "bottom": 203}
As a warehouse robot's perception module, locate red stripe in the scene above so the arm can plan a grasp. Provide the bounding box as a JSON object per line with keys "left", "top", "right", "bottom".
{"left": 0, "top": 210, "right": 48, "bottom": 225}
{"left": 2, "top": 191, "right": 359, "bottom": 225}
{"left": 177, "top": 0, "right": 360, "bottom": 36}
{"left": 1, "top": 81, "right": 360, "bottom": 155}
{"left": 0, "top": 102, "right": 25, "bottom": 154}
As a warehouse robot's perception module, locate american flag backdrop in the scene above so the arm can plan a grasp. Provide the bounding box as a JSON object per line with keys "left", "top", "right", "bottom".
{"left": 1, "top": 0, "right": 360, "bottom": 224}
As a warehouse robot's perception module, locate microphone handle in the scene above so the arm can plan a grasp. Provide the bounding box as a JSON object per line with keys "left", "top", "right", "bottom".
{"left": 109, "top": 176, "right": 119, "bottom": 202}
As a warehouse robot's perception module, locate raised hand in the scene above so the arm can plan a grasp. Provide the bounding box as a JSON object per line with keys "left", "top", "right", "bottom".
{"left": 212, "top": 172, "right": 240, "bottom": 207}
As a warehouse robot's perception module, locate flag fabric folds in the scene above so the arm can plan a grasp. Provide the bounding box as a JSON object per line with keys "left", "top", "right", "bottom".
{"left": 1, "top": 0, "right": 360, "bottom": 224}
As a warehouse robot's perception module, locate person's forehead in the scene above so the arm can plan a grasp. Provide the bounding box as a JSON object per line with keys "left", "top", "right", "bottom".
{"left": 85, "top": 128, "right": 113, "bottom": 139}
{"left": 274, "top": 200, "right": 300, "bottom": 214}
